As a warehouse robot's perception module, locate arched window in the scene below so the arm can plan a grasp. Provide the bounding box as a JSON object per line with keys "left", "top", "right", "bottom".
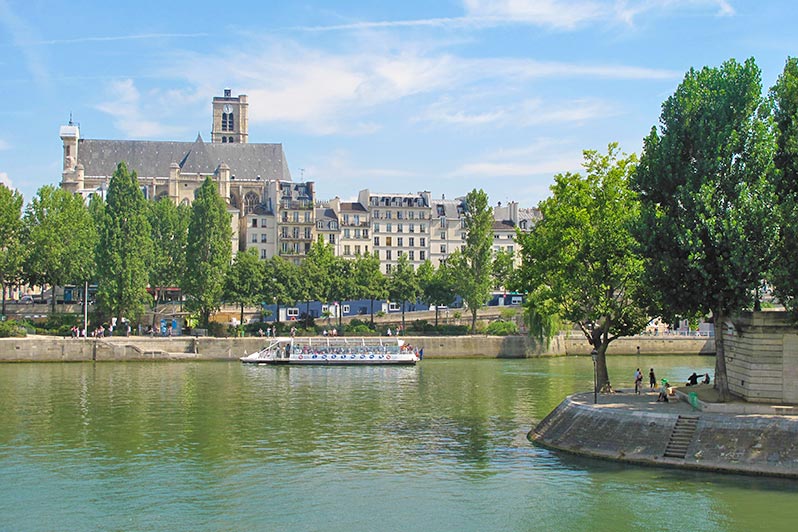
{"left": 228, "top": 136, "right": 234, "bottom": 143}
{"left": 244, "top": 191, "right": 260, "bottom": 214}
{"left": 221, "top": 137, "right": 227, "bottom": 143}
{"left": 222, "top": 112, "right": 231, "bottom": 132}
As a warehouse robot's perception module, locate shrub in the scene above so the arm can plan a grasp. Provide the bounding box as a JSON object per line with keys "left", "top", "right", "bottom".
{"left": 207, "top": 321, "right": 227, "bottom": 337}
{"left": 499, "top": 308, "right": 517, "bottom": 320}
{"left": 347, "top": 323, "right": 375, "bottom": 335}
{"left": 485, "top": 320, "right": 519, "bottom": 336}
{"left": 0, "top": 319, "right": 27, "bottom": 338}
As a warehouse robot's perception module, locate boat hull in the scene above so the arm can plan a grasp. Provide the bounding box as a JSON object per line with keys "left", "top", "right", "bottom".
{"left": 240, "top": 337, "right": 421, "bottom": 366}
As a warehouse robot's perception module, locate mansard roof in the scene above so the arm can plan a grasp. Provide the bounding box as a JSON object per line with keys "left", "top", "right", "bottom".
{"left": 76, "top": 135, "right": 291, "bottom": 181}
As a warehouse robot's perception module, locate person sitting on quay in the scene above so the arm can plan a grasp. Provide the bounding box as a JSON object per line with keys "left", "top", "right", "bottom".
{"left": 703, "top": 373, "right": 711, "bottom": 384}
{"left": 686, "top": 372, "right": 699, "bottom": 386}
{"left": 657, "top": 379, "right": 671, "bottom": 402}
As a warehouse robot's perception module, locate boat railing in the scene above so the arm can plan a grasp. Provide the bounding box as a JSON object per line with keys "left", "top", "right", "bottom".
{"left": 282, "top": 336, "right": 411, "bottom": 356}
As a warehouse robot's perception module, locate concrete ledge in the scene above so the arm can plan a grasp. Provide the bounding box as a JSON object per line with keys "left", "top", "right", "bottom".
{"left": 675, "top": 389, "right": 798, "bottom": 415}
{"left": 530, "top": 392, "right": 798, "bottom": 478}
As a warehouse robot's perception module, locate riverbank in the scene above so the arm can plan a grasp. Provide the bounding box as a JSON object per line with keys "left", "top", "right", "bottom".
{"left": 0, "top": 334, "right": 714, "bottom": 362}
{"left": 529, "top": 390, "right": 798, "bottom": 478}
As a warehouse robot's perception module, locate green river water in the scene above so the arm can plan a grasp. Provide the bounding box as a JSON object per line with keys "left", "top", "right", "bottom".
{"left": 1, "top": 355, "right": 797, "bottom": 531}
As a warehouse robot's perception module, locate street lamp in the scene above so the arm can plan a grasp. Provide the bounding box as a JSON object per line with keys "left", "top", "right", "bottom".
{"left": 591, "top": 348, "right": 598, "bottom": 404}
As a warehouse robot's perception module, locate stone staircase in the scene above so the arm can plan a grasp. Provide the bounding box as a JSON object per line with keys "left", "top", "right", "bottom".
{"left": 664, "top": 415, "right": 699, "bottom": 459}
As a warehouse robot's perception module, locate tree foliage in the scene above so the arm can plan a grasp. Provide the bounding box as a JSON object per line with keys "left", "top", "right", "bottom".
{"left": 388, "top": 253, "right": 419, "bottom": 330}
{"left": 353, "top": 252, "right": 386, "bottom": 325}
{"left": 96, "top": 162, "right": 152, "bottom": 321}
{"left": 450, "top": 189, "right": 493, "bottom": 333}
{"left": 769, "top": 57, "right": 798, "bottom": 312}
{"left": 263, "top": 256, "right": 301, "bottom": 324}
{"left": 418, "top": 259, "right": 457, "bottom": 327}
{"left": 516, "top": 144, "right": 648, "bottom": 389}
{"left": 0, "top": 184, "right": 24, "bottom": 315}
{"left": 23, "top": 185, "right": 96, "bottom": 312}
{"left": 148, "top": 197, "right": 189, "bottom": 304}
{"left": 224, "top": 248, "right": 264, "bottom": 326}
{"left": 183, "top": 177, "right": 232, "bottom": 327}
{"left": 633, "top": 58, "right": 776, "bottom": 400}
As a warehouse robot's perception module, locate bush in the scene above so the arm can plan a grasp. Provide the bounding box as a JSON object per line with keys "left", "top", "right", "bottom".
{"left": 485, "top": 320, "right": 520, "bottom": 336}
{"left": 410, "top": 319, "right": 431, "bottom": 333}
{"left": 207, "top": 321, "right": 227, "bottom": 337}
{"left": 499, "top": 308, "right": 518, "bottom": 320}
{"left": 347, "top": 323, "right": 375, "bottom": 335}
{"left": 0, "top": 319, "right": 26, "bottom": 338}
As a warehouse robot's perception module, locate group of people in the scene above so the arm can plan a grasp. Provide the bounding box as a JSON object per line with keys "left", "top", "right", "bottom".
{"left": 633, "top": 368, "right": 659, "bottom": 394}
{"left": 386, "top": 326, "right": 402, "bottom": 336}
{"left": 686, "top": 372, "right": 711, "bottom": 386}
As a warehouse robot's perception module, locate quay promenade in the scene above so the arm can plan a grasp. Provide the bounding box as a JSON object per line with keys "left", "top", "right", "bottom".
{"left": 530, "top": 388, "right": 798, "bottom": 479}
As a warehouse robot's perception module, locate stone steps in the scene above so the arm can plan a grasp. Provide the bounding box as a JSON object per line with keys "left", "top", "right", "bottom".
{"left": 664, "top": 415, "right": 699, "bottom": 459}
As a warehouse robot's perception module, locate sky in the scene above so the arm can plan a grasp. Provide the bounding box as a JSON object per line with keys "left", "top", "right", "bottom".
{"left": 1, "top": 0, "right": 797, "bottom": 209}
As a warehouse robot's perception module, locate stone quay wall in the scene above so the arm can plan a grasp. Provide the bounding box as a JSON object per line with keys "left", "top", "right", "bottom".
{"left": 530, "top": 393, "right": 798, "bottom": 478}
{"left": 0, "top": 332, "right": 710, "bottom": 362}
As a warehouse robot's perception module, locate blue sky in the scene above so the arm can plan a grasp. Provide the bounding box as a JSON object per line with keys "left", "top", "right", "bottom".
{"left": 1, "top": 0, "right": 796, "bottom": 209}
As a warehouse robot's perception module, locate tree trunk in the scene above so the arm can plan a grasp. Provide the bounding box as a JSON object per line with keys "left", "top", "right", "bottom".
{"left": 470, "top": 307, "right": 478, "bottom": 334}
{"left": 588, "top": 326, "right": 612, "bottom": 392}
{"left": 276, "top": 302, "right": 280, "bottom": 326}
{"left": 370, "top": 298, "right": 375, "bottom": 327}
{"left": 434, "top": 306, "right": 439, "bottom": 328}
{"left": 401, "top": 302, "right": 406, "bottom": 332}
{"left": 713, "top": 310, "right": 730, "bottom": 402}
{"left": 240, "top": 302, "right": 245, "bottom": 330}
{"left": 1, "top": 278, "right": 6, "bottom": 317}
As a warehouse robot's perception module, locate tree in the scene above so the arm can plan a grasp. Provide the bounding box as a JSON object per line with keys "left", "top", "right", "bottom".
{"left": 418, "top": 259, "right": 456, "bottom": 327}
{"left": 769, "top": 57, "right": 798, "bottom": 312}
{"left": 0, "top": 185, "right": 24, "bottom": 316}
{"left": 183, "top": 177, "right": 232, "bottom": 327}
{"left": 388, "top": 253, "right": 419, "bottom": 331}
{"left": 263, "top": 256, "right": 301, "bottom": 326}
{"left": 353, "top": 252, "right": 386, "bottom": 326}
{"left": 633, "top": 58, "right": 776, "bottom": 401}
{"left": 516, "top": 144, "right": 648, "bottom": 390}
{"left": 148, "top": 197, "right": 189, "bottom": 305}
{"left": 224, "top": 248, "right": 263, "bottom": 327}
{"left": 23, "top": 185, "right": 96, "bottom": 313}
{"left": 451, "top": 189, "right": 493, "bottom": 333}
{"left": 299, "top": 238, "right": 337, "bottom": 327}
{"left": 96, "top": 162, "right": 152, "bottom": 323}
{"left": 492, "top": 249, "right": 515, "bottom": 291}
{"left": 330, "top": 256, "right": 357, "bottom": 331}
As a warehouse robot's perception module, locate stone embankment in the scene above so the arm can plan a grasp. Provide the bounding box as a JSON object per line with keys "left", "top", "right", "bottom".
{"left": 530, "top": 391, "right": 798, "bottom": 478}
{"left": 0, "top": 334, "right": 714, "bottom": 362}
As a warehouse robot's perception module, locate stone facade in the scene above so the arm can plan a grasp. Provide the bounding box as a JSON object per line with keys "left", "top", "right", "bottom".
{"left": 725, "top": 311, "right": 798, "bottom": 404}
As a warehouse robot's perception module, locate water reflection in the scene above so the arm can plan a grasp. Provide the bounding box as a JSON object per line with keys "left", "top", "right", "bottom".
{"left": 0, "top": 356, "right": 795, "bottom": 532}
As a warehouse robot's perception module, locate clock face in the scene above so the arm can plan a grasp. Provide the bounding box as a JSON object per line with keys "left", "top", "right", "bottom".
{"left": 223, "top": 104, "right": 233, "bottom": 114}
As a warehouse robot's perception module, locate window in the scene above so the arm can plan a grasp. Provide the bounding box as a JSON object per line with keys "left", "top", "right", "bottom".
{"left": 409, "top": 224, "right": 415, "bottom": 233}
{"left": 287, "top": 308, "right": 299, "bottom": 318}
{"left": 354, "top": 229, "right": 361, "bottom": 239}
{"left": 420, "top": 237, "right": 426, "bottom": 247}
{"left": 386, "top": 264, "right": 392, "bottom": 274}
{"left": 420, "top": 224, "right": 426, "bottom": 233}
{"left": 389, "top": 302, "right": 400, "bottom": 311}
{"left": 317, "top": 221, "right": 324, "bottom": 229}
{"left": 292, "top": 212, "right": 299, "bottom": 222}
{"left": 344, "top": 229, "right": 351, "bottom": 238}
{"left": 397, "top": 237, "right": 403, "bottom": 247}
{"left": 409, "top": 211, "right": 415, "bottom": 220}
{"left": 344, "top": 245, "right": 351, "bottom": 255}
{"left": 353, "top": 215, "right": 360, "bottom": 225}
{"left": 281, "top": 227, "right": 288, "bottom": 238}
{"left": 420, "top": 250, "right": 426, "bottom": 260}
{"left": 386, "top": 250, "right": 392, "bottom": 260}
{"left": 461, "top": 232, "right": 467, "bottom": 240}
{"left": 409, "top": 237, "right": 414, "bottom": 247}
{"left": 397, "top": 211, "right": 403, "bottom": 220}
{"left": 343, "top": 214, "right": 350, "bottom": 225}
{"left": 385, "top": 211, "right": 392, "bottom": 219}
{"left": 354, "top": 245, "right": 361, "bottom": 255}
{"left": 363, "top": 229, "right": 369, "bottom": 238}
{"left": 386, "top": 223, "right": 392, "bottom": 233}
{"left": 386, "top": 236, "right": 392, "bottom": 246}
{"left": 440, "top": 232, "right": 446, "bottom": 240}
{"left": 304, "top": 228, "right": 312, "bottom": 239}
{"left": 304, "top": 212, "right": 311, "bottom": 223}
{"left": 508, "top": 246, "right": 513, "bottom": 253}
{"left": 261, "top": 234, "right": 267, "bottom": 243}
{"left": 261, "top": 249, "right": 268, "bottom": 259}
{"left": 374, "top": 223, "right": 380, "bottom": 232}
{"left": 440, "top": 245, "right": 447, "bottom": 254}
{"left": 373, "top": 210, "right": 380, "bottom": 219}
{"left": 282, "top": 212, "right": 288, "bottom": 222}
{"left": 262, "top": 219, "right": 268, "bottom": 227}
{"left": 292, "top": 227, "right": 299, "bottom": 238}
{"left": 329, "top": 234, "right": 336, "bottom": 244}
{"left": 397, "top": 224, "right": 403, "bottom": 233}
{"left": 398, "top": 250, "right": 404, "bottom": 257}
{"left": 252, "top": 218, "right": 258, "bottom": 227}
{"left": 251, "top": 234, "right": 257, "bottom": 243}
{"left": 343, "top": 305, "right": 350, "bottom": 314}
{"left": 374, "top": 237, "right": 380, "bottom": 246}
{"left": 409, "top": 250, "right": 414, "bottom": 260}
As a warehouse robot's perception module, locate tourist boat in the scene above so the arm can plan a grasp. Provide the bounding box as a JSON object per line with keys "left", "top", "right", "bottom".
{"left": 240, "top": 337, "right": 422, "bottom": 365}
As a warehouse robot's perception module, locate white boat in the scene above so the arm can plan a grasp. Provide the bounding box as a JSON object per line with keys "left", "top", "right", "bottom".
{"left": 240, "top": 336, "right": 422, "bottom": 365}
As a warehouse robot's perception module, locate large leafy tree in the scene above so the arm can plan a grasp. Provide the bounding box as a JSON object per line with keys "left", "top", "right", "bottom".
{"left": 417, "top": 259, "right": 456, "bottom": 327}
{"left": 492, "top": 249, "right": 515, "bottom": 291}
{"left": 769, "top": 57, "right": 798, "bottom": 312}
{"left": 224, "top": 248, "right": 264, "bottom": 327}
{"left": 388, "top": 253, "right": 419, "bottom": 331}
{"left": 0, "top": 185, "right": 24, "bottom": 316}
{"left": 23, "top": 185, "right": 96, "bottom": 313}
{"left": 517, "top": 144, "right": 648, "bottom": 390}
{"left": 148, "top": 197, "right": 189, "bottom": 305}
{"left": 96, "top": 162, "right": 152, "bottom": 322}
{"left": 299, "top": 238, "right": 337, "bottom": 326}
{"left": 451, "top": 188, "right": 493, "bottom": 333}
{"left": 633, "top": 58, "right": 776, "bottom": 401}
{"left": 183, "top": 177, "right": 232, "bottom": 327}
{"left": 353, "top": 252, "right": 386, "bottom": 326}
{"left": 263, "top": 256, "right": 301, "bottom": 325}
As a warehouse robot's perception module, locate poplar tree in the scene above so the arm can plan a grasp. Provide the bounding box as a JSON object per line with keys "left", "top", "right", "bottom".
{"left": 183, "top": 177, "right": 232, "bottom": 327}
{"left": 224, "top": 248, "right": 263, "bottom": 327}
{"left": 451, "top": 188, "right": 493, "bottom": 333}
{"left": 633, "top": 58, "right": 775, "bottom": 400}
{"left": 148, "top": 198, "right": 189, "bottom": 304}
{"left": 96, "top": 162, "right": 152, "bottom": 323}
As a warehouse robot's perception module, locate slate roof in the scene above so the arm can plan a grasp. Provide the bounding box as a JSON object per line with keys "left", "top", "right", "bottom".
{"left": 340, "top": 202, "right": 367, "bottom": 212}
{"left": 492, "top": 220, "right": 516, "bottom": 231}
{"left": 77, "top": 136, "right": 291, "bottom": 181}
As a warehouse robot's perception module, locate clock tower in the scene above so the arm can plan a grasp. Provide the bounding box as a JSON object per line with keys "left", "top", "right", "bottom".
{"left": 212, "top": 88, "right": 249, "bottom": 144}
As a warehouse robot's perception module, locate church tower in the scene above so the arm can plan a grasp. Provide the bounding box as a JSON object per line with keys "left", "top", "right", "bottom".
{"left": 212, "top": 88, "right": 249, "bottom": 144}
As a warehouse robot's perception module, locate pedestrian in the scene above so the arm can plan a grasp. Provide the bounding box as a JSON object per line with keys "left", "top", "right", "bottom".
{"left": 634, "top": 368, "right": 643, "bottom": 394}
{"left": 649, "top": 368, "right": 656, "bottom": 390}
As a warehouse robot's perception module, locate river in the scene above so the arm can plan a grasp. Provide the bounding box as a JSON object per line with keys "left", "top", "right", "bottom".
{"left": 1, "top": 355, "right": 796, "bottom": 531}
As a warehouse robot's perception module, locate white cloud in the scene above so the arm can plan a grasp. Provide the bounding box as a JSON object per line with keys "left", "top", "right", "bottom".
{"left": 96, "top": 79, "right": 186, "bottom": 139}
{"left": 463, "top": 0, "right": 605, "bottom": 29}
{"left": 0, "top": 171, "right": 12, "bottom": 188}
{"left": 0, "top": 139, "right": 9, "bottom": 150}
{"left": 448, "top": 139, "right": 584, "bottom": 181}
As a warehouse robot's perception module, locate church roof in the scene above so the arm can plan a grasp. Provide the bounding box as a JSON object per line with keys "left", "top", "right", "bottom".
{"left": 76, "top": 136, "right": 291, "bottom": 181}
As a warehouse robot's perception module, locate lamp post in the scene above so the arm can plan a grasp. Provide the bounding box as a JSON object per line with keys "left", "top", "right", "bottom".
{"left": 591, "top": 348, "right": 598, "bottom": 404}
